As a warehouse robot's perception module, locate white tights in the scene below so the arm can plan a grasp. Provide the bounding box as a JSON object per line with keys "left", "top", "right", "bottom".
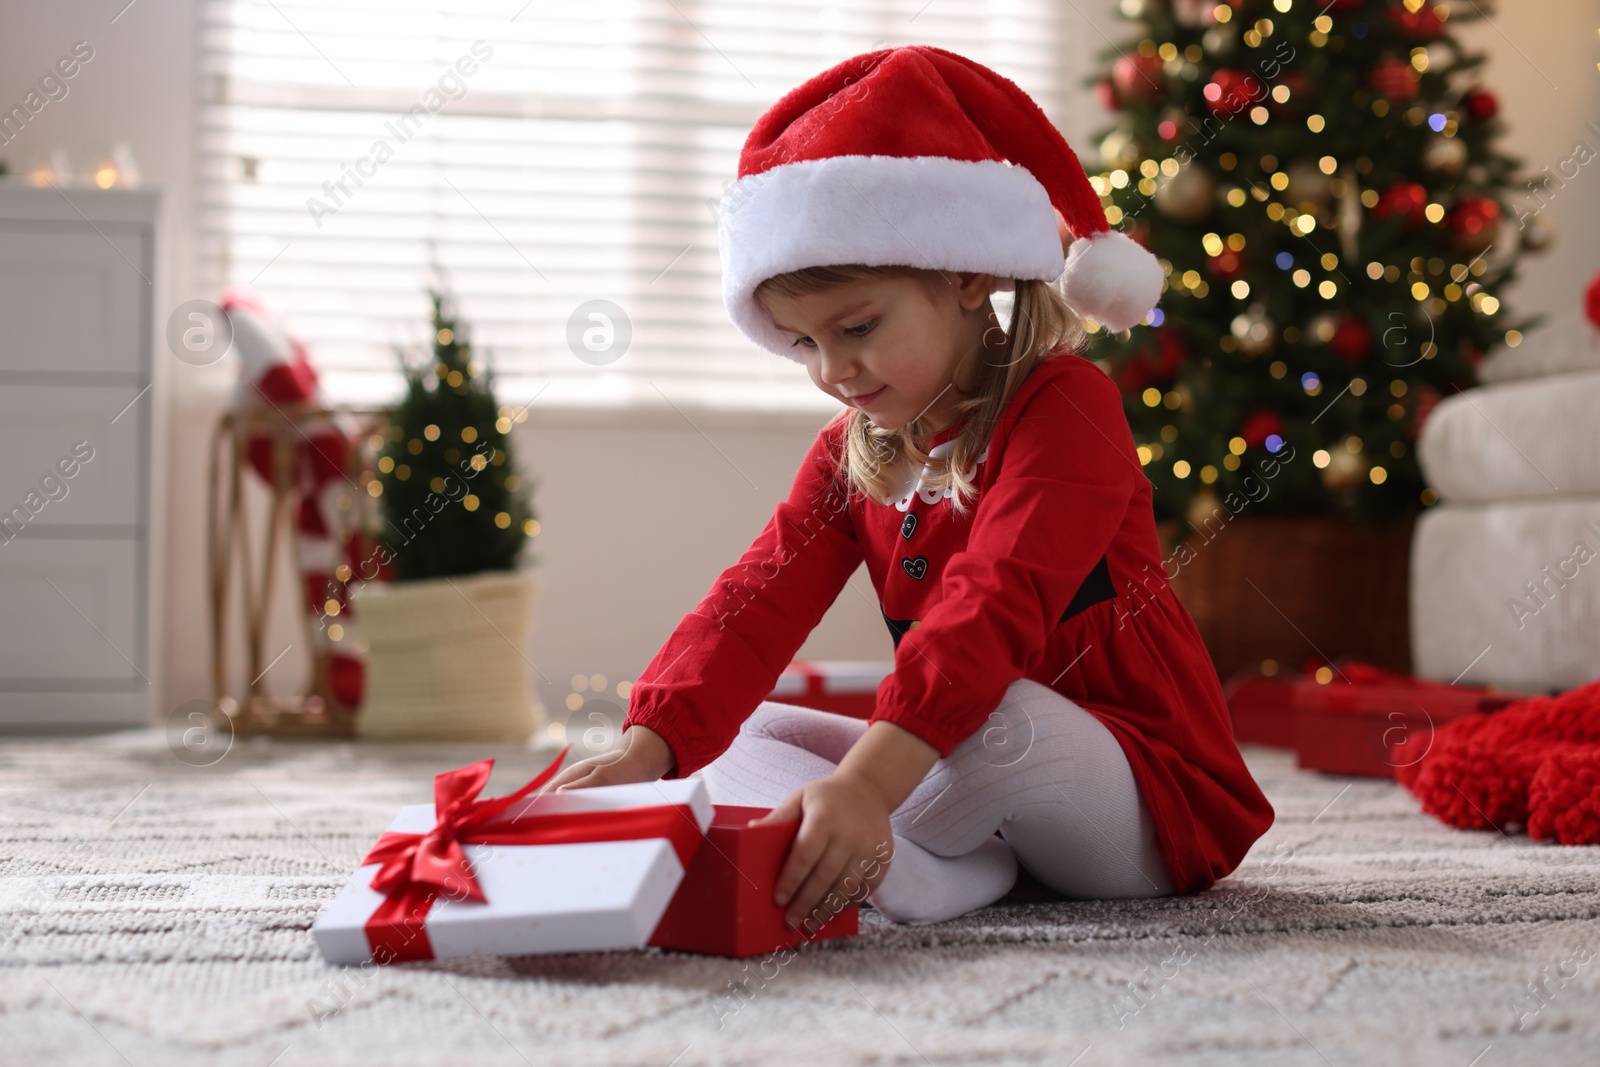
{"left": 700, "top": 677, "right": 1175, "bottom": 925}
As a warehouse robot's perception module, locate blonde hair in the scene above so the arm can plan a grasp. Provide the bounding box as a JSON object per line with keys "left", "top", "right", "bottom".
{"left": 754, "top": 264, "right": 1089, "bottom": 517}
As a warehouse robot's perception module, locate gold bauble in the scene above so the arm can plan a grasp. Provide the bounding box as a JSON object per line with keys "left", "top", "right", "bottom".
{"left": 1320, "top": 443, "right": 1370, "bottom": 492}
{"left": 1284, "top": 160, "right": 1333, "bottom": 213}
{"left": 1100, "top": 129, "right": 1139, "bottom": 170}
{"left": 1154, "top": 164, "right": 1215, "bottom": 222}
{"left": 1230, "top": 303, "right": 1277, "bottom": 357}
{"left": 1422, "top": 135, "right": 1468, "bottom": 175}
{"left": 1186, "top": 486, "right": 1221, "bottom": 527}
{"left": 1520, "top": 212, "right": 1555, "bottom": 253}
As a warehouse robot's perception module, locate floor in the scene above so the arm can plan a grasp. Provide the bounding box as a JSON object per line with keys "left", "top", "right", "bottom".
{"left": 1, "top": 731, "right": 1597, "bottom": 1066}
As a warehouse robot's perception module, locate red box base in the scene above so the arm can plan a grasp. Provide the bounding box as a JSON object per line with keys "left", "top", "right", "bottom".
{"left": 1293, "top": 685, "right": 1523, "bottom": 778}
{"left": 1224, "top": 671, "right": 1298, "bottom": 749}
{"left": 648, "top": 804, "right": 859, "bottom": 958}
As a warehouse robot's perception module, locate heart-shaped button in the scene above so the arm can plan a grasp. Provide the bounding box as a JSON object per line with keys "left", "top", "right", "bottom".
{"left": 901, "top": 556, "right": 928, "bottom": 581}
{"left": 900, "top": 512, "right": 917, "bottom": 540}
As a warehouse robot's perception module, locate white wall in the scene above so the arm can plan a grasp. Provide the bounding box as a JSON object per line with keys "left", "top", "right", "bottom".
{"left": 3, "top": 0, "right": 1597, "bottom": 729}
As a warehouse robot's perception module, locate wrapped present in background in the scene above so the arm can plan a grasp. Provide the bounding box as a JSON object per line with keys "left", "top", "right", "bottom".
{"left": 650, "top": 804, "right": 858, "bottom": 959}
{"left": 767, "top": 660, "right": 892, "bottom": 719}
{"left": 1225, "top": 659, "right": 1533, "bottom": 779}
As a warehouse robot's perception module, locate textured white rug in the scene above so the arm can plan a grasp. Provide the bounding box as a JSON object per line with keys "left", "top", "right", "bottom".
{"left": 1, "top": 732, "right": 1597, "bottom": 1067}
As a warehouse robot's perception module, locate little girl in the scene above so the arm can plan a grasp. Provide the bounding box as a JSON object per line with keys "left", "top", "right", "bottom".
{"left": 547, "top": 45, "right": 1274, "bottom": 929}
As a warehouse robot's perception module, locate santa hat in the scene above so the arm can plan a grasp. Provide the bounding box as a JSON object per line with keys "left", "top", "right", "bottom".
{"left": 718, "top": 45, "right": 1164, "bottom": 361}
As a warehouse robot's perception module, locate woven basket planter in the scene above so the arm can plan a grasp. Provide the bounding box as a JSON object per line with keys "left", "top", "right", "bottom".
{"left": 1155, "top": 514, "right": 1415, "bottom": 682}
{"left": 354, "top": 569, "right": 545, "bottom": 741}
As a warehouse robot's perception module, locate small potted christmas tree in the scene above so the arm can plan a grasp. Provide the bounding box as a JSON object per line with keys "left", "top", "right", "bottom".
{"left": 354, "top": 288, "right": 544, "bottom": 740}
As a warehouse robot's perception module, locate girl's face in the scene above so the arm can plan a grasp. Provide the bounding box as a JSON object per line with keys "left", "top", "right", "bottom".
{"left": 758, "top": 270, "right": 998, "bottom": 433}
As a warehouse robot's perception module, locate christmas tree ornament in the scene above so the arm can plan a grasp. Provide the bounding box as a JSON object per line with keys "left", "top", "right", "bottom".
{"left": 1186, "top": 486, "right": 1221, "bottom": 528}
{"left": 1206, "top": 248, "right": 1246, "bottom": 282}
{"left": 1202, "top": 23, "right": 1239, "bottom": 58}
{"left": 1095, "top": 77, "right": 1119, "bottom": 112}
{"left": 1113, "top": 52, "right": 1166, "bottom": 104}
{"left": 1204, "top": 70, "right": 1264, "bottom": 118}
{"left": 1584, "top": 268, "right": 1600, "bottom": 330}
{"left": 1154, "top": 164, "right": 1215, "bottom": 222}
{"left": 719, "top": 45, "right": 1166, "bottom": 346}
{"left": 1518, "top": 212, "right": 1553, "bottom": 253}
{"left": 1172, "top": 0, "right": 1217, "bottom": 28}
{"left": 1423, "top": 134, "right": 1468, "bottom": 175}
{"left": 1329, "top": 315, "right": 1374, "bottom": 364}
{"left": 1238, "top": 409, "right": 1284, "bottom": 450}
{"left": 1284, "top": 160, "right": 1334, "bottom": 213}
{"left": 1388, "top": 4, "right": 1447, "bottom": 38}
{"left": 1448, "top": 196, "right": 1500, "bottom": 255}
{"left": 1114, "top": 325, "right": 1188, "bottom": 393}
{"left": 1337, "top": 164, "right": 1364, "bottom": 262}
{"left": 1230, "top": 303, "right": 1277, "bottom": 357}
{"left": 1409, "top": 385, "right": 1442, "bottom": 441}
{"left": 1463, "top": 87, "right": 1499, "bottom": 122}
{"left": 1368, "top": 58, "right": 1421, "bottom": 102}
{"left": 1320, "top": 444, "right": 1370, "bottom": 491}
{"left": 1157, "top": 106, "right": 1188, "bottom": 142}
{"left": 1372, "top": 180, "right": 1430, "bottom": 227}
{"left": 1100, "top": 128, "right": 1140, "bottom": 168}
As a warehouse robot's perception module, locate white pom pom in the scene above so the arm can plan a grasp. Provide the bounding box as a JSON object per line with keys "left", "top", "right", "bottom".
{"left": 1060, "top": 229, "right": 1164, "bottom": 333}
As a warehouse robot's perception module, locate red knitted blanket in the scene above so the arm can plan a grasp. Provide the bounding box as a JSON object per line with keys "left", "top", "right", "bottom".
{"left": 1398, "top": 674, "right": 1600, "bottom": 844}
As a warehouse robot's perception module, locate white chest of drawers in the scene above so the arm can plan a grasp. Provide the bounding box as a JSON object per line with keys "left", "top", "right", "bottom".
{"left": 0, "top": 184, "right": 159, "bottom": 730}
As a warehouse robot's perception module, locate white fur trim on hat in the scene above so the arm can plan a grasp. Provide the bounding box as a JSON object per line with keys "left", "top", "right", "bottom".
{"left": 718, "top": 154, "right": 1065, "bottom": 360}
{"left": 1060, "top": 229, "right": 1165, "bottom": 333}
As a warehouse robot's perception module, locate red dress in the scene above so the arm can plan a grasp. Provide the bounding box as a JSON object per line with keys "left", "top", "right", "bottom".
{"left": 623, "top": 350, "right": 1275, "bottom": 893}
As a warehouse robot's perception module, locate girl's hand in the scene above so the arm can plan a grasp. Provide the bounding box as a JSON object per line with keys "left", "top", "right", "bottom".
{"left": 546, "top": 725, "right": 677, "bottom": 791}
{"left": 750, "top": 769, "right": 896, "bottom": 930}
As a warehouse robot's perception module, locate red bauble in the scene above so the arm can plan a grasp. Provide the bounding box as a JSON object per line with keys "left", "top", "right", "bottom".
{"left": 1114, "top": 53, "right": 1165, "bottom": 104}
{"left": 1204, "top": 70, "right": 1266, "bottom": 118}
{"left": 1329, "top": 317, "right": 1373, "bottom": 364}
{"left": 1095, "top": 77, "right": 1119, "bottom": 112}
{"left": 1372, "top": 181, "right": 1429, "bottom": 228}
{"left": 1585, "top": 269, "right": 1600, "bottom": 332}
{"left": 1448, "top": 197, "right": 1500, "bottom": 252}
{"left": 1463, "top": 87, "right": 1499, "bottom": 122}
{"left": 1116, "top": 327, "right": 1188, "bottom": 393}
{"left": 1368, "top": 58, "right": 1420, "bottom": 102}
{"left": 1410, "top": 385, "right": 1443, "bottom": 441}
{"left": 1387, "top": 6, "right": 1446, "bottom": 39}
{"left": 1239, "top": 409, "right": 1284, "bottom": 450}
{"left": 1206, "top": 249, "right": 1247, "bottom": 281}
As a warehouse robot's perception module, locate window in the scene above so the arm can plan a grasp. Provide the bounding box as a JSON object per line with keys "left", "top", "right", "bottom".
{"left": 198, "top": 1, "right": 1067, "bottom": 412}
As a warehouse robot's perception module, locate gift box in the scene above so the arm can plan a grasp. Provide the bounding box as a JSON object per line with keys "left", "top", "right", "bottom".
{"left": 1223, "top": 668, "right": 1298, "bottom": 749}
{"left": 768, "top": 660, "right": 891, "bottom": 719}
{"left": 649, "top": 804, "right": 858, "bottom": 958}
{"left": 1290, "top": 660, "right": 1529, "bottom": 778}
{"left": 312, "top": 753, "right": 714, "bottom": 966}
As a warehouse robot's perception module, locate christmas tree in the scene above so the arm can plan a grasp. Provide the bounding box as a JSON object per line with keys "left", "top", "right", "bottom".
{"left": 1085, "top": 0, "right": 1547, "bottom": 524}
{"left": 372, "top": 289, "right": 537, "bottom": 580}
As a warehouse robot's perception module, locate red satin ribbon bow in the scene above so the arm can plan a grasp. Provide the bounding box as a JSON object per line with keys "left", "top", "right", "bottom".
{"left": 355, "top": 747, "right": 705, "bottom": 964}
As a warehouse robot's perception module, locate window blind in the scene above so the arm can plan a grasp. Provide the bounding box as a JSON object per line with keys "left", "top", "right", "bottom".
{"left": 197, "top": 0, "right": 1067, "bottom": 412}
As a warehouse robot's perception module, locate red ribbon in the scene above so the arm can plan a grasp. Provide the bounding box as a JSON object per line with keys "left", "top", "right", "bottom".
{"left": 358, "top": 748, "right": 705, "bottom": 963}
